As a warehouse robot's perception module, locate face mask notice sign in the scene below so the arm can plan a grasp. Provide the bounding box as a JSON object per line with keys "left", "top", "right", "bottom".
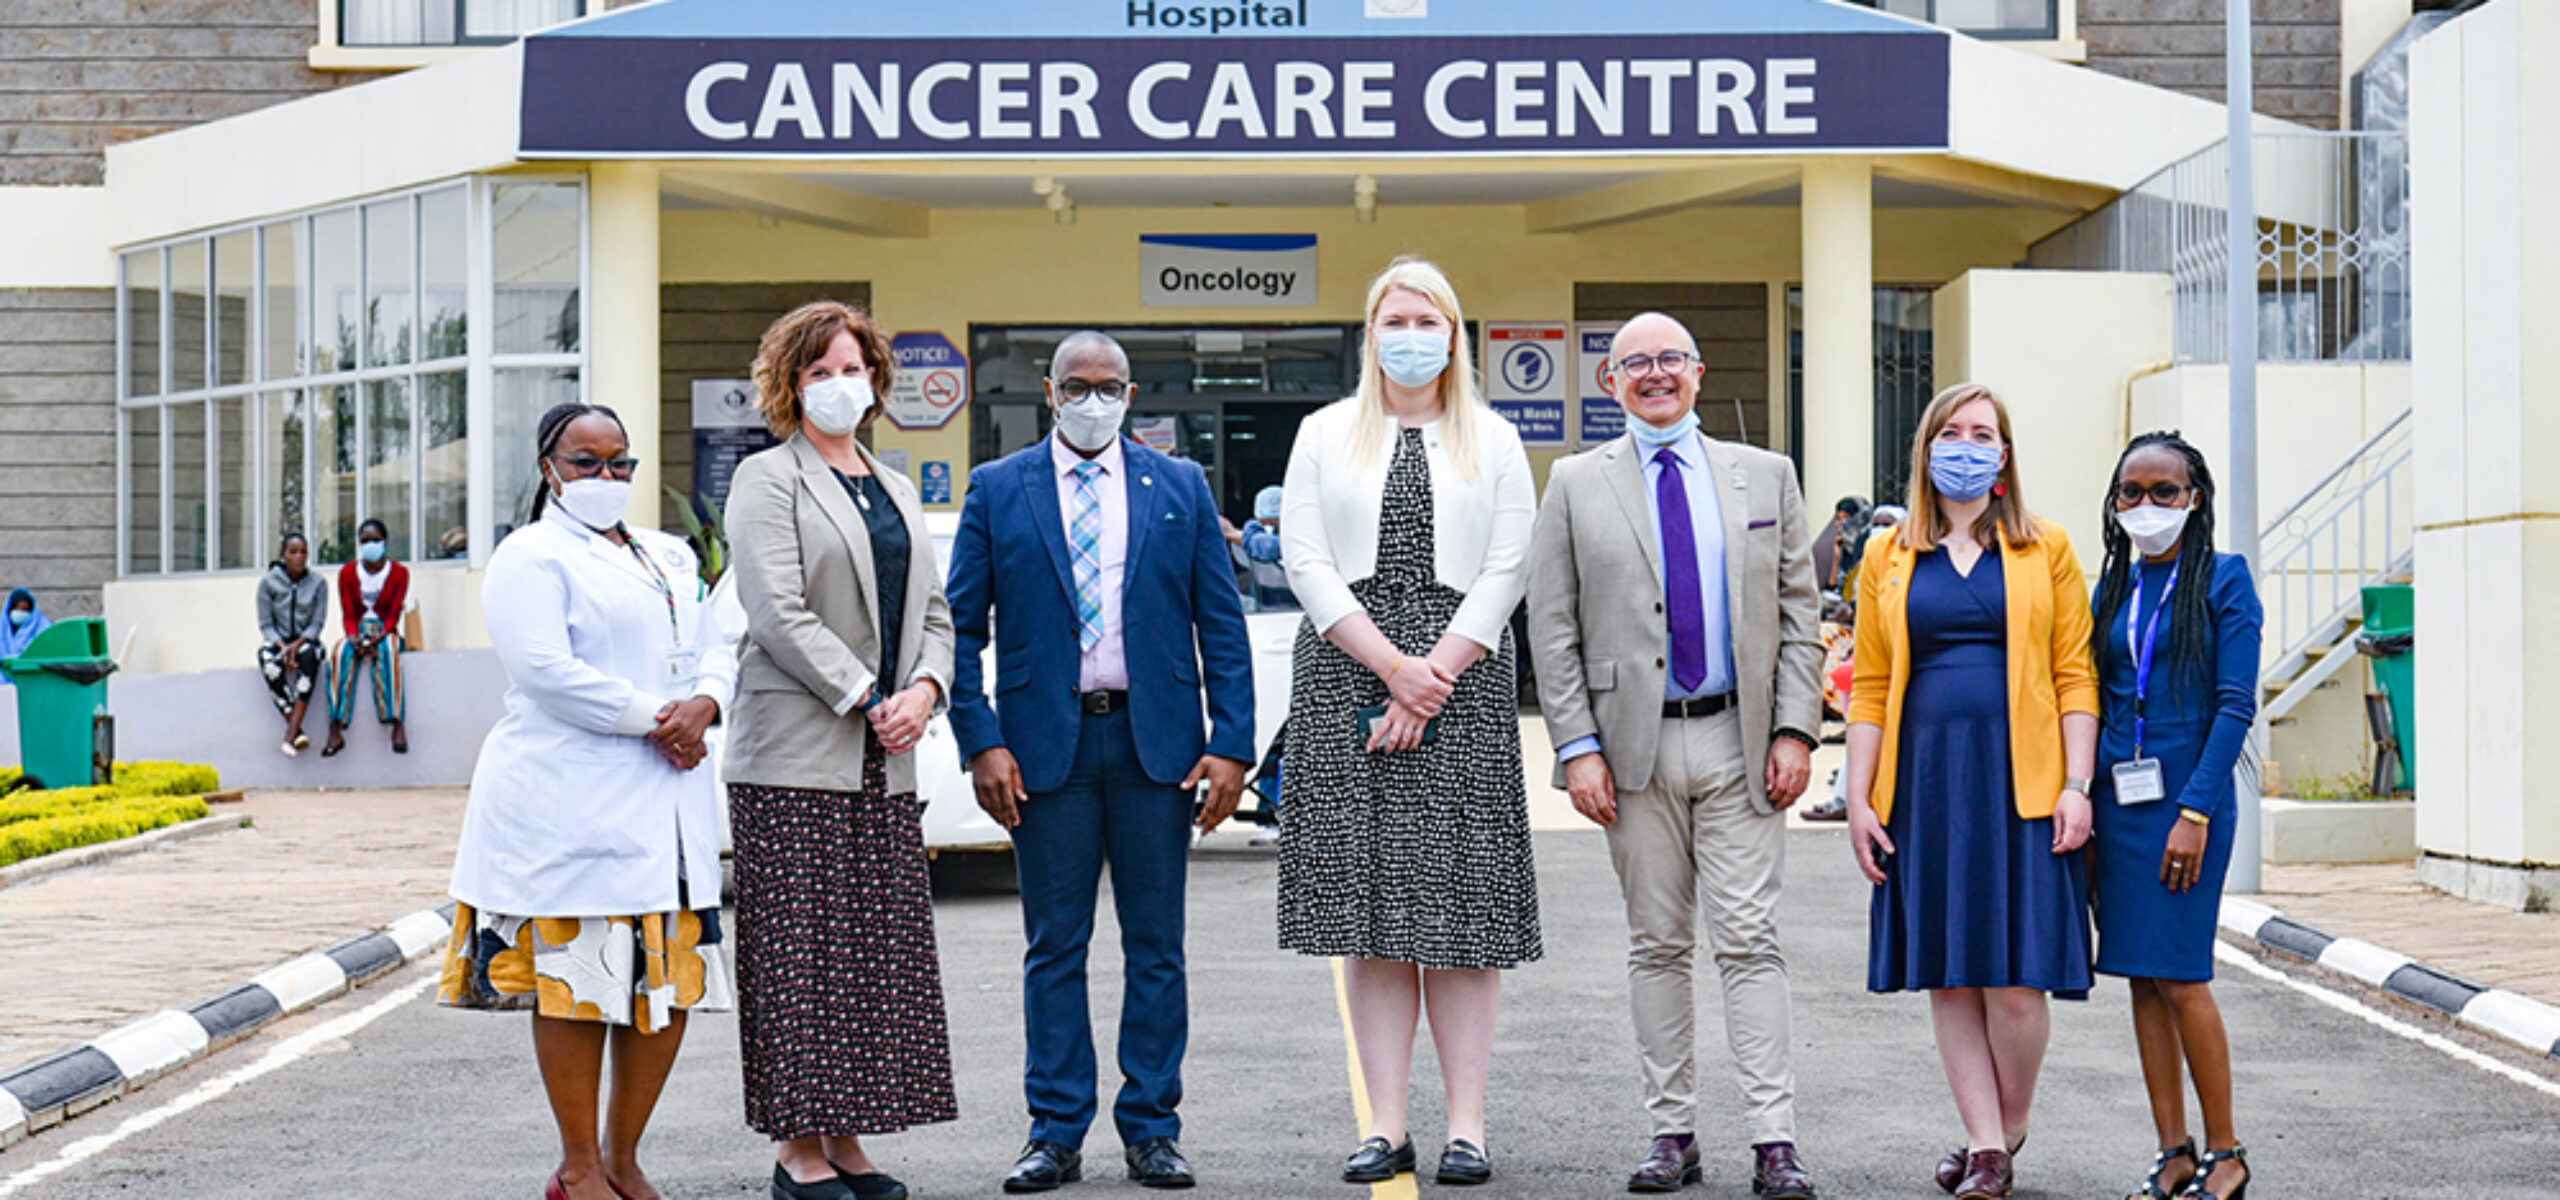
{"left": 1140, "top": 234, "right": 1318, "bottom": 308}
{"left": 1485, "top": 323, "right": 1567, "bottom": 447}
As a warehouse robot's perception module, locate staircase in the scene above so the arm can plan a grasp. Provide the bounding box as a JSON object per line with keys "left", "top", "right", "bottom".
{"left": 2257, "top": 409, "right": 2415, "bottom": 723}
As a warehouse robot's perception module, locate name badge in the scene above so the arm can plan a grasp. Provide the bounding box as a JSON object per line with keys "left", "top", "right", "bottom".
{"left": 2113, "top": 757, "right": 2168, "bottom": 805}
{"left": 662, "top": 648, "right": 700, "bottom": 689}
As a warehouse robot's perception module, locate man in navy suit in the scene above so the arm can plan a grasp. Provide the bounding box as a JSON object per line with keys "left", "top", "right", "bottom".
{"left": 948, "top": 331, "right": 1255, "bottom": 1193}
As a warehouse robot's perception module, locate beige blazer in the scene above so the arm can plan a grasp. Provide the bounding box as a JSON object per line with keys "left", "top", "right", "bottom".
{"left": 1524, "top": 432, "right": 1825, "bottom": 810}
{"left": 723, "top": 435, "right": 955, "bottom": 796}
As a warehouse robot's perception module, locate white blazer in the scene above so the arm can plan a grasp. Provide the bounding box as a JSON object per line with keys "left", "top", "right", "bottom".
{"left": 1279, "top": 396, "right": 1536, "bottom": 650}
{"left": 449, "top": 505, "right": 739, "bottom": 917}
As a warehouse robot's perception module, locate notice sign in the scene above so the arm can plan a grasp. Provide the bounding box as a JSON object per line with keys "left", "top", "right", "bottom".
{"left": 1484, "top": 323, "right": 1567, "bottom": 446}
{"left": 886, "top": 332, "right": 970, "bottom": 431}
{"left": 691, "top": 378, "right": 779, "bottom": 516}
{"left": 1575, "top": 323, "right": 1625, "bottom": 444}
{"left": 920, "top": 460, "right": 953, "bottom": 504}
{"left": 1141, "top": 234, "right": 1317, "bottom": 308}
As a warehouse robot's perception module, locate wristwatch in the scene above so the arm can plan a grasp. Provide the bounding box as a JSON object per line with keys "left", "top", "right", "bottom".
{"left": 2064, "top": 776, "right": 2094, "bottom": 795}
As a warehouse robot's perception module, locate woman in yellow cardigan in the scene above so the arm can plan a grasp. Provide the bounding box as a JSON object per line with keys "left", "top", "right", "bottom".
{"left": 1842, "top": 383, "right": 2098, "bottom": 1200}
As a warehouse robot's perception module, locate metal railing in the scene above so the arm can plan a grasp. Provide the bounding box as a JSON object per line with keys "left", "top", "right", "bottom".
{"left": 2027, "top": 130, "right": 2411, "bottom": 365}
{"left": 2256, "top": 407, "right": 2414, "bottom": 691}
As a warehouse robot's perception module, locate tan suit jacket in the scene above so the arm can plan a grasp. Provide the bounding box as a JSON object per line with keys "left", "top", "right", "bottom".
{"left": 723, "top": 434, "right": 955, "bottom": 796}
{"left": 1525, "top": 432, "right": 1825, "bottom": 810}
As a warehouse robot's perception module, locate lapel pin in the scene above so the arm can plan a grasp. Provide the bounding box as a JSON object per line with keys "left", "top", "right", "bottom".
{"left": 1142, "top": 475, "right": 1154, "bottom": 487}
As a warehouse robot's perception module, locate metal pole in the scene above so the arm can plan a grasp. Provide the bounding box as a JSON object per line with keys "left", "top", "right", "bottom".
{"left": 2226, "top": 0, "right": 2264, "bottom": 894}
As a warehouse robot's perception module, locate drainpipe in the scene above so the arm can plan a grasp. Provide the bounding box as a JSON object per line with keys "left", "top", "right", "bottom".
{"left": 2227, "top": 1, "right": 2265, "bottom": 895}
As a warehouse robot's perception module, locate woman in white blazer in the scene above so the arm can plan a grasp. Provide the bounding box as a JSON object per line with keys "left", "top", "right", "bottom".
{"left": 1276, "top": 256, "right": 1541, "bottom": 1188}
{"left": 441, "top": 403, "right": 738, "bottom": 1200}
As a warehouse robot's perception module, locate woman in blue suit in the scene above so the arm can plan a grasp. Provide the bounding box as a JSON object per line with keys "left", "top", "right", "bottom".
{"left": 2089, "top": 432, "right": 2260, "bottom": 1200}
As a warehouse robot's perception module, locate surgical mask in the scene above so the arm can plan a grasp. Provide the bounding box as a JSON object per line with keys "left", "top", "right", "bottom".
{"left": 6, "top": 610, "right": 29, "bottom": 630}
{"left": 2116, "top": 503, "right": 2192, "bottom": 558}
{"left": 1054, "top": 394, "right": 1128, "bottom": 453}
{"left": 1626, "top": 410, "right": 1699, "bottom": 449}
{"left": 1929, "top": 440, "right": 2005, "bottom": 503}
{"left": 1376, "top": 330, "right": 1451, "bottom": 389}
{"left": 801, "top": 375, "right": 873, "bottom": 436}
{"left": 359, "top": 540, "right": 386, "bottom": 564}
{"left": 552, "top": 476, "right": 632, "bottom": 532}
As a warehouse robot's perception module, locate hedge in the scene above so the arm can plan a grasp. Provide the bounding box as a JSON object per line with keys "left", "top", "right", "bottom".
{"left": 0, "top": 761, "right": 222, "bottom": 869}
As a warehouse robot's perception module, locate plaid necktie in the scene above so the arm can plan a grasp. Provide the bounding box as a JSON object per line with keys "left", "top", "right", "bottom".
{"left": 1071, "top": 461, "right": 1104, "bottom": 651}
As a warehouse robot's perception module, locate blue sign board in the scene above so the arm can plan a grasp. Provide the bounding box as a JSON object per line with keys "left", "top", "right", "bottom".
{"left": 1494, "top": 401, "right": 1566, "bottom": 444}
{"left": 920, "top": 460, "right": 953, "bottom": 504}
{"left": 1581, "top": 399, "right": 1626, "bottom": 443}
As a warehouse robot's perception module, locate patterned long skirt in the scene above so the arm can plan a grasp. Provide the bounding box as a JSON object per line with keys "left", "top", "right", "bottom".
{"left": 729, "top": 740, "right": 958, "bottom": 1138}
{"left": 437, "top": 893, "right": 734, "bottom": 1035}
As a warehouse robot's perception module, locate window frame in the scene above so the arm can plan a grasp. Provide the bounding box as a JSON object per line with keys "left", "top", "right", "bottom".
{"left": 311, "top": 0, "right": 590, "bottom": 71}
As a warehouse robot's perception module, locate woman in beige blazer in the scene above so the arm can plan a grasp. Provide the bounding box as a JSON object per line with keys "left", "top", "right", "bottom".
{"left": 723, "top": 300, "right": 957, "bottom": 1200}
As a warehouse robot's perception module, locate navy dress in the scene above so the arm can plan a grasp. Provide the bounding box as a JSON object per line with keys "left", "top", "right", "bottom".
{"left": 1869, "top": 549, "right": 2093, "bottom": 998}
{"left": 2092, "top": 553, "right": 2262, "bottom": 981}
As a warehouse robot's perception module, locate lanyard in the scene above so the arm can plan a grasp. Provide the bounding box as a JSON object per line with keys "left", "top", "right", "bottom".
{"left": 2127, "top": 560, "right": 2181, "bottom": 758}
{"left": 616, "top": 531, "right": 683, "bottom": 644}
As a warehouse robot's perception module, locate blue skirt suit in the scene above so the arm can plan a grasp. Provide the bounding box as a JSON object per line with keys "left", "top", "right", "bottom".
{"left": 2091, "top": 552, "right": 2262, "bottom": 981}
{"left": 1868, "top": 550, "right": 2094, "bottom": 998}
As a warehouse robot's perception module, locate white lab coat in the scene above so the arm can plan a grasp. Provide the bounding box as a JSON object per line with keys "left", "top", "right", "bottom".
{"left": 448, "top": 505, "right": 738, "bottom": 917}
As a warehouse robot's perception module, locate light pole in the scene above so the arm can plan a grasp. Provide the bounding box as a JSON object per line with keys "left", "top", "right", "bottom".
{"left": 2226, "top": 0, "right": 2264, "bottom": 894}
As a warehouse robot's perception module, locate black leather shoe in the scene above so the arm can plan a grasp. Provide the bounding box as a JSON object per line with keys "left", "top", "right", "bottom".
{"left": 773, "top": 1164, "right": 856, "bottom": 1200}
{"left": 1436, "top": 1139, "right": 1493, "bottom": 1186}
{"left": 1003, "top": 1141, "right": 1083, "bottom": 1193}
{"left": 1342, "top": 1137, "right": 1416, "bottom": 1183}
{"left": 835, "top": 1170, "right": 909, "bottom": 1200}
{"left": 1124, "top": 1138, "right": 1195, "bottom": 1189}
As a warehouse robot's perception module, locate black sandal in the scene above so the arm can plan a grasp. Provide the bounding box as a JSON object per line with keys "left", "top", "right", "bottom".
{"left": 2126, "top": 1140, "right": 2196, "bottom": 1200}
{"left": 2182, "top": 1145, "right": 2248, "bottom": 1200}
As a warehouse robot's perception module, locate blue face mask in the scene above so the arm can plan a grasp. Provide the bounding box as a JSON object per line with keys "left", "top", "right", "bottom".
{"left": 1627, "top": 410, "right": 1700, "bottom": 449}
{"left": 359, "top": 540, "right": 387, "bottom": 564}
{"left": 6, "top": 609, "right": 29, "bottom": 629}
{"left": 1375, "top": 329, "right": 1451, "bottom": 389}
{"left": 1929, "top": 440, "right": 2006, "bottom": 503}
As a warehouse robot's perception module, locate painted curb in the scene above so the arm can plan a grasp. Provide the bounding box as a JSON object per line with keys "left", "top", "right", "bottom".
{"left": 0, "top": 904, "right": 455, "bottom": 1149}
{"left": 2219, "top": 897, "right": 2560, "bottom": 1063}
{"left": 0, "top": 814, "right": 249, "bottom": 893}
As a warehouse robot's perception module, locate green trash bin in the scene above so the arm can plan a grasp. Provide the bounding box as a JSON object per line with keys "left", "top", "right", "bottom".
{"left": 2, "top": 618, "right": 117, "bottom": 792}
{"left": 2358, "top": 584, "right": 2415, "bottom": 791}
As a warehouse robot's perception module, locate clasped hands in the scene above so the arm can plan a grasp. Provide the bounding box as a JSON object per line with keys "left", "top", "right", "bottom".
{"left": 646, "top": 696, "right": 720, "bottom": 771}
{"left": 858, "top": 678, "right": 944, "bottom": 757}
{"left": 1366, "top": 649, "right": 1461, "bottom": 754}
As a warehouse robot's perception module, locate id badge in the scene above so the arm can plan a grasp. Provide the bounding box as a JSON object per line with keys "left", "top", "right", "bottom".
{"left": 662, "top": 648, "right": 700, "bottom": 689}
{"left": 2112, "top": 757, "right": 2168, "bottom": 805}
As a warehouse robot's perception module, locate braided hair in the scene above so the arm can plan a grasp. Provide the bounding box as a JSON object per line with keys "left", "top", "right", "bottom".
{"left": 527, "top": 402, "right": 626, "bottom": 522}
{"left": 2093, "top": 431, "right": 2219, "bottom": 701}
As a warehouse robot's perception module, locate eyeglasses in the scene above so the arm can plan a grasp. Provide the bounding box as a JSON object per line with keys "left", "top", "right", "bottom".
{"left": 1614, "top": 351, "right": 1697, "bottom": 379}
{"left": 1057, "top": 379, "right": 1132, "bottom": 402}
{"left": 551, "top": 452, "right": 640, "bottom": 480}
{"left": 2115, "top": 481, "right": 2191, "bottom": 506}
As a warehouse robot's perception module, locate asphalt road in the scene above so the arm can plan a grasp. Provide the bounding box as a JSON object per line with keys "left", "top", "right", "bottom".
{"left": 9, "top": 829, "right": 2558, "bottom": 1199}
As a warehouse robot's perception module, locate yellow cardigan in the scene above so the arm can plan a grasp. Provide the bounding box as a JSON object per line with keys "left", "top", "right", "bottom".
{"left": 1848, "top": 519, "right": 2099, "bottom": 824}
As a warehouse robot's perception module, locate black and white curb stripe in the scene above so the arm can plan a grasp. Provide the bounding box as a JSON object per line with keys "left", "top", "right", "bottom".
{"left": 2221, "top": 897, "right": 2560, "bottom": 1063}
{"left": 0, "top": 905, "right": 453, "bottom": 1148}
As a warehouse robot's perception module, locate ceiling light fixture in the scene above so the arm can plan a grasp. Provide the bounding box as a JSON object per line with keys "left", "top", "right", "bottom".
{"left": 1353, "top": 174, "right": 1379, "bottom": 224}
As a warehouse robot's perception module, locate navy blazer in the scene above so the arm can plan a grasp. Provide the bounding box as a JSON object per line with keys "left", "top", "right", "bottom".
{"left": 947, "top": 435, "right": 1255, "bottom": 793}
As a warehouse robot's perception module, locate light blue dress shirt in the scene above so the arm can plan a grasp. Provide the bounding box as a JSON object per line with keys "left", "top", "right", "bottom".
{"left": 1559, "top": 428, "right": 1735, "bottom": 764}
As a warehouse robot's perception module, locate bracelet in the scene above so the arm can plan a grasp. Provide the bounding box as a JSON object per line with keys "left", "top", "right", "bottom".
{"left": 855, "top": 690, "right": 883, "bottom": 714}
{"left": 1386, "top": 655, "right": 1405, "bottom": 680}
{"left": 2178, "top": 808, "right": 2212, "bottom": 826}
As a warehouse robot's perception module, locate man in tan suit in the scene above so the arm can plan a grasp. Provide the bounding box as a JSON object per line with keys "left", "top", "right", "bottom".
{"left": 1526, "top": 313, "right": 1825, "bottom": 1198}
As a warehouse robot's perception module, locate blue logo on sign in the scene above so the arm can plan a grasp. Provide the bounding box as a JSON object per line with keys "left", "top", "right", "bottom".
{"left": 1501, "top": 343, "right": 1553, "bottom": 394}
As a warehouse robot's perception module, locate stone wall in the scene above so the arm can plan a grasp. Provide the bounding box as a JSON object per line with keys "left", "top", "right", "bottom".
{"left": 2079, "top": 0, "right": 2346, "bottom": 128}
{"left": 0, "top": 290, "right": 117, "bottom": 616}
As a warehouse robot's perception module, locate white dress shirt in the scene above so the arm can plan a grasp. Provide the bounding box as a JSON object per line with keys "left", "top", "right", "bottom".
{"left": 1051, "top": 434, "right": 1130, "bottom": 692}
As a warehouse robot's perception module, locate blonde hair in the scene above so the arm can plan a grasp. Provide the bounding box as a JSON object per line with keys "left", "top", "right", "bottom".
{"left": 749, "top": 300, "right": 894, "bottom": 439}
{"left": 1897, "top": 382, "right": 2041, "bottom": 551}
{"left": 1348, "top": 256, "right": 1485, "bottom": 480}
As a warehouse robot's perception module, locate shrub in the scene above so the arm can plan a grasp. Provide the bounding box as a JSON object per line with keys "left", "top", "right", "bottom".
{"left": 0, "top": 761, "right": 223, "bottom": 868}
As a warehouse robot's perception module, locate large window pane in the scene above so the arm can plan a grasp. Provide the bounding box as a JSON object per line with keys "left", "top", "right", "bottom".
{"left": 341, "top": 1, "right": 457, "bottom": 47}
{"left": 214, "top": 231, "right": 254, "bottom": 387}
{"left": 261, "top": 221, "right": 302, "bottom": 381}
{"left": 127, "top": 406, "right": 162, "bottom": 576}
{"left": 312, "top": 209, "right": 360, "bottom": 375}
{"left": 170, "top": 240, "right": 208, "bottom": 394}
{"left": 422, "top": 187, "right": 469, "bottom": 361}
{"left": 464, "top": 0, "right": 580, "bottom": 40}
{"left": 365, "top": 198, "right": 414, "bottom": 368}
{"left": 421, "top": 371, "right": 468, "bottom": 560}
{"left": 218, "top": 397, "right": 253, "bottom": 570}
{"left": 262, "top": 390, "right": 309, "bottom": 550}
{"left": 494, "top": 367, "right": 581, "bottom": 544}
{"left": 366, "top": 377, "right": 414, "bottom": 561}
{"left": 124, "top": 249, "right": 161, "bottom": 399}
{"left": 313, "top": 384, "right": 358, "bottom": 563}
{"left": 171, "top": 400, "right": 208, "bottom": 572}
{"left": 493, "top": 183, "right": 581, "bottom": 355}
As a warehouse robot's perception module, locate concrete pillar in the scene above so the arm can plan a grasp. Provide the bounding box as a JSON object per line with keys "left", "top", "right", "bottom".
{"left": 588, "top": 161, "right": 662, "bottom": 530}
{"left": 1800, "top": 158, "right": 1875, "bottom": 510}
{"left": 2409, "top": 0, "right": 2560, "bottom": 911}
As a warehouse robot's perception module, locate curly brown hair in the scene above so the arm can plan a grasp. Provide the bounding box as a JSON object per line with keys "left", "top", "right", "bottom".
{"left": 749, "top": 300, "right": 894, "bottom": 439}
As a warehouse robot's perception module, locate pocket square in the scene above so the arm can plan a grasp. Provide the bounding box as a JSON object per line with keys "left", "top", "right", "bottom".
{"left": 1748, "top": 519, "right": 1777, "bottom": 530}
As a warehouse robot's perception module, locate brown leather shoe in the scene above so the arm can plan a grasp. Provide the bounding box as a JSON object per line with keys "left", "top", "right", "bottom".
{"left": 1953, "top": 1149, "right": 2012, "bottom": 1200}
{"left": 1938, "top": 1133, "right": 2023, "bottom": 1193}
{"left": 1752, "top": 1142, "right": 1816, "bottom": 1199}
{"left": 1626, "top": 1136, "right": 1701, "bottom": 1193}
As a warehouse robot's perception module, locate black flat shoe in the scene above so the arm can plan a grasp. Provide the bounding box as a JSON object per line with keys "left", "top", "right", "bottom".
{"left": 1124, "top": 1138, "right": 1195, "bottom": 1189}
{"left": 1436, "top": 1139, "right": 1492, "bottom": 1186}
{"left": 1004, "top": 1141, "right": 1082, "bottom": 1194}
{"left": 834, "top": 1170, "right": 906, "bottom": 1200}
{"left": 1342, "top": 1137, "right": 1416, "bottom": 1184}
{"left": 772, "top": 1164, "right": 856, "bottom": 1200}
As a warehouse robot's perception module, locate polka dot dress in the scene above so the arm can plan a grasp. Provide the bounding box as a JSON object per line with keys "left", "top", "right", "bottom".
{"left": 1277, "top": 426, "right": 1544, "bottom": 971}
{"left": 729, "top": 738, "right": 958, "bottom": 1138}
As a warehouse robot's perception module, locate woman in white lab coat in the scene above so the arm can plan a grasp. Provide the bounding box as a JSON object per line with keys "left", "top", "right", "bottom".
{"left": 440, "top": 403, "right": 738, "bottom": 1200}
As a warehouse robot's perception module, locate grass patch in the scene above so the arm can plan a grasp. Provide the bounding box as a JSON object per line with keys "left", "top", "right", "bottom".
{"left": 0, "top": 761, "right": 221, "bottom": 869}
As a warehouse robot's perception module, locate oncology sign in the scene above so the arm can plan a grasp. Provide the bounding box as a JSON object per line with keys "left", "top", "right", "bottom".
{"left": 1142, "top": 234, "right": 1317, "bottom": 307}
{"left": 519, "top": 4, "right": 1950, "bottom": 158}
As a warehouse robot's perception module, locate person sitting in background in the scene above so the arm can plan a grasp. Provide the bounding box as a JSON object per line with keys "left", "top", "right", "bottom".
{"left": 1224, "top": 485, "right": 1295, "bottom": 610}
{"left": 323, "top": 518, "right": 411, "bottom": 757}
{"left": 257, "top": 533, "right": 329, "bottom": 757}
{"left": 1816, "top": 496, "right": 1866, "bottom": 593}
{"left": 1, "top": 588, "right": 52, "bottom": 685}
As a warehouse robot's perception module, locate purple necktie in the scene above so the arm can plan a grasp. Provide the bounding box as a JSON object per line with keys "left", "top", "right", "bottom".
{"left": 1655, "top": 447, "right": 1708, "bottom": 693}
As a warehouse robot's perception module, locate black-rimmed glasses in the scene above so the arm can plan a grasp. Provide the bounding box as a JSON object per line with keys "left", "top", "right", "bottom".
{"left": 552, "top": 452, "right": 640, "bottom": 480}
{"left": 2115, "top": 481, "right": 2191, "bottom": 506}
{"left": 1615, "top": 351, "right": 1697, "bottom": 378}
{"left": 1057, "top": 379, "right": 1132, "bottom": 402}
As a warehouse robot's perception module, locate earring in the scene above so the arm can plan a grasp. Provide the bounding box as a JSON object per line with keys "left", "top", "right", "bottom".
{"left": 1992, "top": 480, "right": 2009, "bottom": 499}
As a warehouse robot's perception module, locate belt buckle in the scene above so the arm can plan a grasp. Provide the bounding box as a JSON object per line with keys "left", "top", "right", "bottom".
{"left": 1080, "top": 690, "right": 1115, "bottom": 716}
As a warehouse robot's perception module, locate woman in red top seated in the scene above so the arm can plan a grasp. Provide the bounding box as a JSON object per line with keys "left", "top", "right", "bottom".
{"left": 324, "top": 517, "right": 410, "bottom": 755}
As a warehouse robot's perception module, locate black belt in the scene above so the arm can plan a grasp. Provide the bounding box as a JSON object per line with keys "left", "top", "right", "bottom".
{"left": 1079, "top": 690, "right": 1129, "bottom": 716}
{"left": 1662, "top": 692, "right": 1735, "bottom": 720}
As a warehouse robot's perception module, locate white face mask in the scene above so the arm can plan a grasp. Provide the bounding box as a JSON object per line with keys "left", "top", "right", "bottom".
{"left": 552, "top": 475, "right": 632, "bottom": 532}
{"left": 801, "top": 375, "right": 873, "bottom": 436}
{"left": 2116, "top": 503, "right": 2191, "bottom": 558}
{"left": 1054, "top": 394, "right": 1128, "bottom": 453}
